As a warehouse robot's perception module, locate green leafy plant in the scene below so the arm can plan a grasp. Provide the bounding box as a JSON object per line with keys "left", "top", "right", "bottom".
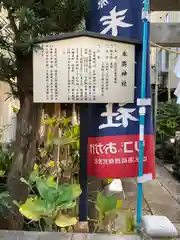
{"left": 41, "top": 115, "right": 79, "bottom": 151}
{"left": 0, "top": 191, "right": 12, "bottom": 217}
{"left": 88, "top": 189, "right": 136, "bottom": 234}
{"left": 38, "top": 116, "right": 80, "bottom": 183}
{"left": 94, "top": 192, "right": 122, "bottom": 233}
{"left": 125, "top": 209, "right": 136, "bottom": 234}
{"left": 156, "top": 101, "right": 180, "bottom": 163}
{"left": 157, "top": 101, "right": 180, "bottom": 141}
{"left": 0, "top": 145, "right": 13, "bottom": 194}
{"left": 18, "top": 169, "right": 82, "bottom": 231}
{"left": 0, "top": 147, "right": 13, "bottom": 179}
{"left": 0, "top": 125, "right": 11, "bottom": 143}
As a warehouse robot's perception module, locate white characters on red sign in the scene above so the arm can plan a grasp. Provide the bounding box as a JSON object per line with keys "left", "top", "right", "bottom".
{"left": 124, "top": 141, "right": 139, "bottom": 153}
{"left": 124, "top": 142, "right": 133, "bottom": 153}
{"left": 115, "top": 158, "right": 121, "bottom": 164}
{"left": 89, "top": 143, "right": 104, "bottom": 155}
{"left": 98, "top": 0, "right": 109, "bottom": 9}
{"left": 127, "top": 157, "right": 134, "bottom": 163}
{"left": 100, "top": 7, "right": 133, "bottom": 36}
{"left": 99, "top": 104, "right": 138, "bottom": 129}
{"left": 94, "top": 156, "right": 147, "bottom": 165}
{"left": 89, "top": 141, "right": 142, "bottom": 155}
{"left": 104, "top": 142, "right": 117, "bottom": 154}
{"left": 89, "top": 142, "right": 117, "bottom": 154}
{"left": 121, "top": 158, "right": 128, "bottom": 163}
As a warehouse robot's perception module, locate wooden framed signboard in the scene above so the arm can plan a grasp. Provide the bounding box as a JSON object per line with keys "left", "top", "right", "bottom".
{"left": 33, "top": 32, "right": 137, "bottom": 103}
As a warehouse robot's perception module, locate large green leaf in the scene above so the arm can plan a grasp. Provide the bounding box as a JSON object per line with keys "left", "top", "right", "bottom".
{"left": 96, "top": 192, "right": 117, "bottom": 216}
{"left": 55, "top": 214, "right": 77, "bottom": 228}
{"left": 45, "top": 176, "right": 57, "bottom": 189}
{"left": 59, "top": 201, "right": 76, "bottom": 210}
{"left": 36, "top": 178, "right": 59, "bottom": 203}
{"left": 19, "top": 197, "right": 48, "bottom": 221}
{"left": 55, "top": 184, "right": 81, "bottom": 207}
{"left": 55, "top": 184, "right": 74, "bottom": 206}
{"left": 71, "top": 184, "right": 82, "bottom": 199}
{"left": 29, "top": 169, "right": 39, "bottom": 183}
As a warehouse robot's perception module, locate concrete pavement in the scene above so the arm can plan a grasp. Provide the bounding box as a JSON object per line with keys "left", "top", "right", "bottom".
{"left": 87, "top": 163, "right": 180, "bottom": 235}
{"left": 122, "top": 163, "right": 180, "bottom": 234}
{"left": 0, "top": 231, "right": 138, "bottom": 240}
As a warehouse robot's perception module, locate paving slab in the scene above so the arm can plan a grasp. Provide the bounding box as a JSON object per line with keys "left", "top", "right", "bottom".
{"left": 0, "top": 231, "right": 137, "bottom": 240}
{"left": 156, "top": 164, "right": 180, "bottom": 203}
{"left": 142, "top": 164, "right": 180, "bottom": 223}
{"left": 121, "top": 164, "right": 180, "bottom": 236}
{"left": 122, "top": 179, "right": 150, "bottom": 212}
{"left": 174, "top": 223, "right": 180, "bottom": 235}
{"left": 121, "top": 164, "right": 180, "bottom": 222}
{"left": 143, "top": 179, "right": 180, "bottom": 222}
{"left": 87, "top": 164, "right": 180, "bottom": 236}
{"left": 0, "top": 231, "right": 73, "bottom": 240}
{"left": 72, "top": 233, "right": 88, "bottom": 240}
{"left": 87, "top": 234, "right": 137, "bottom": 240}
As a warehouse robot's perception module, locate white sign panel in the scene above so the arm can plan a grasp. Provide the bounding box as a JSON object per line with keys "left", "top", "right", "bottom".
{"left": 33, "top": 36, "right": 135, "bottom": 103}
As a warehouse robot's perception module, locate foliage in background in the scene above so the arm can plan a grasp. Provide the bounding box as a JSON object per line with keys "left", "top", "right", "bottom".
{"left": 156, "top": 101, "right": 180, "bottom": 163}
{"left": 0, "top": 127, "right": 13, "bottom": 224}
{"left": 157, "top": 100, "right": 180, "bottom": 141}
{"left": 0, "top": 145, "right": 13, "bottom": 180}
{"left": 0, "top": 191, "right": 12, "bottom": 218}
{"left": 0, "top": 125, "right": 13, "bottom": 188}
{"left": 172, "top": 136, "right": 180, "bottom": 177}
{"left": 0, "top": 125, "right": 11, "bottom": 143}
{"left": 39, "top": 115, "right": 80, "bottom": 183}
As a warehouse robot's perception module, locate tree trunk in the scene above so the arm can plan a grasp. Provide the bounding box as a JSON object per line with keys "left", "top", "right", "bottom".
{"left": 7, "top": 95, "right": 42, "bottom": 201}
{"left": 7, "top": 53, "right": 43, "bottom": 229}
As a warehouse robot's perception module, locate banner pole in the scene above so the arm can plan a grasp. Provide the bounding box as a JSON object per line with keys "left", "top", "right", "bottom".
{"left": 79, "top": 104, "right": 88, "bottom": 223}
{"left": 136, "top": 0, "right": 150, "bottom": 226}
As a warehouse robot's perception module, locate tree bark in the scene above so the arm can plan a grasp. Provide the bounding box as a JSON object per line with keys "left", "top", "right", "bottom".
{"left": 7, "top": 53, "right": 43, "bottom": 229}
{"left": 7, "top": 95, "right": 42, "bottom": 201}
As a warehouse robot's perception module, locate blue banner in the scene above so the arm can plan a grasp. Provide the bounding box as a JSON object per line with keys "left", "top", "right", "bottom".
{"left": 86, "top": 0, "right": 143, "bottom": 41}
{"left": 86, "top": 0, "right": 155, "bottom": 178}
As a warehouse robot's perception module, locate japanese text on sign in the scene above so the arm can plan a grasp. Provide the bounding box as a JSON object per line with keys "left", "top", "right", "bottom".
{"left": 89, "top": 141, "right": 141, "bottom": 155}
{"left": 88, "top": 135, "right": 155, "bottom": 179}
{"left": 33, "top": 36, "right": 135, "bottom": 103}
{"left": 94, "top": 157, "right": 147, "bottom": 165}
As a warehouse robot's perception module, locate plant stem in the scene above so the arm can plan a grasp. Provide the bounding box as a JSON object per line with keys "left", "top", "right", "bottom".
{"left": 38, "top": 221, "right": 43, "bottom": 231}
